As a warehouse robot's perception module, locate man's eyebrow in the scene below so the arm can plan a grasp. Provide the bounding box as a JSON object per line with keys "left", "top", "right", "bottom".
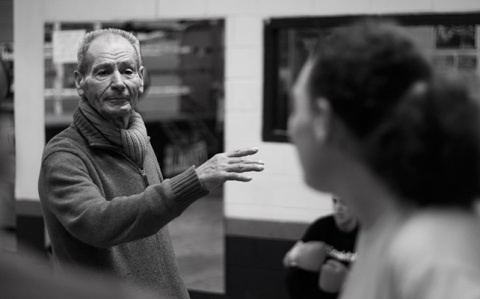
{"left": 92, "top": 62, "right": 113, "bottom": 70}
{"left": 118, "top": 59, "right": 137, "bottom": 67}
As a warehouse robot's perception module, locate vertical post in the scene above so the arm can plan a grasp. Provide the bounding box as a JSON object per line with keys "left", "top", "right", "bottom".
{"left": 53, "top": 22, "right": 63, "bottom": 116}
{"left": 14, "top": 0, "right": 47, "bottom": 258}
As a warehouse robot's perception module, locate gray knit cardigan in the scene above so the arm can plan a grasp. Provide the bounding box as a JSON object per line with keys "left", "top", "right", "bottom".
{"left": 38, "top": 107, "right": 208, "bottom": 299}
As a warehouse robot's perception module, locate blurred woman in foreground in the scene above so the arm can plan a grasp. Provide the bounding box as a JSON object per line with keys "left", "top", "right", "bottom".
{"left": 288, "top": 19, "right": 480, "bottom": 299}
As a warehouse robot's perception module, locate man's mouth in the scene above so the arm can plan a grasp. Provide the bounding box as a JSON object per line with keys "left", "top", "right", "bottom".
{"left": 107, "top": 97, "right": 130, "bottom": 102}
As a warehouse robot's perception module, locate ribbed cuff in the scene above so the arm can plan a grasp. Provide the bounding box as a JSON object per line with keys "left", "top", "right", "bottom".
{"left": 169, "top": 166, "right": 209, "bottom": 214}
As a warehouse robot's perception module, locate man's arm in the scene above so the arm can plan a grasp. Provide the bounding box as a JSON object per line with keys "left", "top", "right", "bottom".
{"left": 39, "top": 151, "right": 203, "bottom": 248}
{"left": 39, "top": 147, "right": 264, "bottom": 249}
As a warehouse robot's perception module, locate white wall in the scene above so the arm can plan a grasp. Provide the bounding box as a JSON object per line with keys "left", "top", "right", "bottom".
{"left": 14, "top": 0, "right": 480, "bottom": 225}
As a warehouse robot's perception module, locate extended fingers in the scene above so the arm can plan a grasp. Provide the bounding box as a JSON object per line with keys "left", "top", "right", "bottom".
{"left": 224, "top": 172, "right": 254, "bottom": 182}
{"left": 227, "top": 158, "right": 264, "bottom": 173}
{"left": 227, "top": 163, "right": 264, "bottom": 173}
{"left": 226, "top": 147, "right": 259, "bottom": 158}
{"left": 197, "top": 148, "right": 265, "bottom": 190}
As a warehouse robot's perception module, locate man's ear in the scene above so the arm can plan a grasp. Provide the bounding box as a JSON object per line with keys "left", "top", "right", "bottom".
{"left": 138, "top": 66, "right": 145, "bottom": 94}
{"left": 312, "top": 97, "right": 332, "bottom": 143}
{"left": 74, "top": 70, "right": 85, "bottom": 96}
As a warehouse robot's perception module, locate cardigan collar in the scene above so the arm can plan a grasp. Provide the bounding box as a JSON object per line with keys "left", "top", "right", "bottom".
{"left": 73, "top": 105, "right": 151, "bottom": 167}
{"left": 73, "top": 107, "right": 121, "bottom": 149}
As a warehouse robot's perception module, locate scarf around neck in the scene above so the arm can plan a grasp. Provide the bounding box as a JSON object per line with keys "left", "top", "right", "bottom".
{"left": 79, "top": 100, "right": 148, "bottom": 167}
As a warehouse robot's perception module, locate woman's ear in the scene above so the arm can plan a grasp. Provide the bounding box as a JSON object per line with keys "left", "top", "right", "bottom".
{"left": 312, "top": 97, "right": 332, "bottom": 143}
{"left": 74, "top": 70, "right": 85, "bottom": 96}
{"left": 318, "top": 99, "right": 361, "bottom": 157}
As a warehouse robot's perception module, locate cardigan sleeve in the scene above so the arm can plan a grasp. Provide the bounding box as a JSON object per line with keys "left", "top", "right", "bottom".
{"left": 39, "top": 150, "right": 208, "bottom": 248}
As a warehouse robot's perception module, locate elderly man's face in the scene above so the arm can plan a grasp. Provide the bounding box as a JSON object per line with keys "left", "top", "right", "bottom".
{"left": 75, "top": 35, "right": 144, "bottom": 128}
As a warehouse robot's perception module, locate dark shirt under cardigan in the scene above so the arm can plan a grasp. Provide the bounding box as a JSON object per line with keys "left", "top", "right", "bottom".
{"left": 38, "top": 107, "right": 208, "bottom": 299}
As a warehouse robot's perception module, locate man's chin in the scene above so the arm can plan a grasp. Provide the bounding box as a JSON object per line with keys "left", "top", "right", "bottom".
{"left": 105, "top": 103, "right": 133, "bottom": 115}
{"left": 100, "top": 106, "right": 134, "bottom": 127}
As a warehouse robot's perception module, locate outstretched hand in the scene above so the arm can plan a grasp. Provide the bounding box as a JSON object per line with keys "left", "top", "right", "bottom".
{"left": 195, "top": 147, "right": 265, "bottom": 191}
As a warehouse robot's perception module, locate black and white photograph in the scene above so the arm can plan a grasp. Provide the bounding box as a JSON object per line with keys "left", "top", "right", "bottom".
{"left": 3, "top": 2, "right": 480, "bottom": 299}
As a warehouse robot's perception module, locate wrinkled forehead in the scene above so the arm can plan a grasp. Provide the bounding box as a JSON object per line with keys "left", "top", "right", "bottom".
{"left": 85, "top": 35, "right": 139, "bottom": 69}
{"left": 88, "top": 35, "right": 135, "bottom": 56}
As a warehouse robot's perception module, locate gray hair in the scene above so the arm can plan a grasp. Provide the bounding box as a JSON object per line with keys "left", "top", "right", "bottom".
{"left": 76, "top": 28, "right": 142, "bottom": 75}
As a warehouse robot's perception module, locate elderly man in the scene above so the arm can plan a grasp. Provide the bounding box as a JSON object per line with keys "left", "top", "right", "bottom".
{"left": 1, "top": 55, "right": 155, "bottom": 299}
{"left": 38, "top": 28, "right": 264, "bottom": 298}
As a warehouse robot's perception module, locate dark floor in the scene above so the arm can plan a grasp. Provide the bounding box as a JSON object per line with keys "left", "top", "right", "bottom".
{"left": 169, "top": 191, "right": 225, "bottom": 294}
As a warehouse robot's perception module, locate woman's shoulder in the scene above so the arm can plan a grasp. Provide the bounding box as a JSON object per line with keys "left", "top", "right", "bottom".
{"left": 385, "top": 209, "right": 480, "bottom": 298}
{"left": 389, "top": 209, "right": 480, "bottom": 265}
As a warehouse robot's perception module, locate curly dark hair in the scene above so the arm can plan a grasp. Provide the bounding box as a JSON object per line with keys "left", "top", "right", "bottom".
{"left": 307, "top": 18, "right": 480, "bottom": 208}
{"left": 308, "top": 19, "right": 432, "bottom": 137}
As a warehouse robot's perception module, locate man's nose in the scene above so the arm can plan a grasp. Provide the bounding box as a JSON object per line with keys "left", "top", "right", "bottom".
{"left": 110, "top": 70, "right": 126, "bottom": 91}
